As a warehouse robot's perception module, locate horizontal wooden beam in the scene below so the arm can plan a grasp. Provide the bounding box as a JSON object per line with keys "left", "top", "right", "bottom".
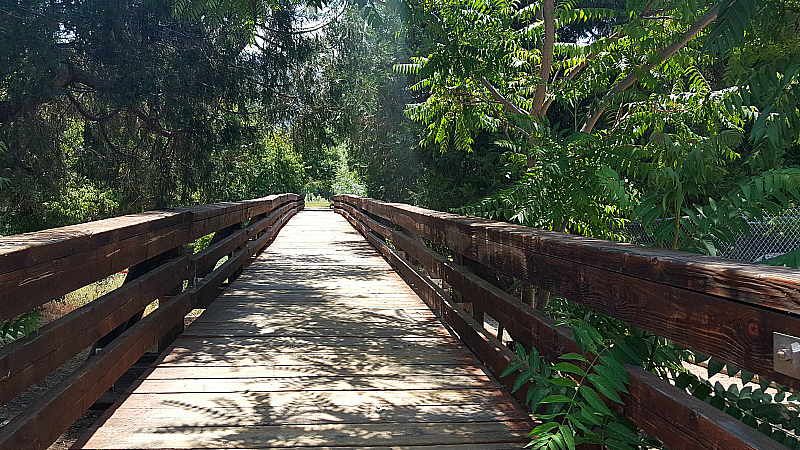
{"left": 333, "top": 196, "right": 800, "bottom": 390}
{"left": 0, "top": 199, "right": 302, "bottom": 450}
{"left": 0, "top": 255, "right": 189, "bottom": 408}
{"left": 0, "top": 194, "right": 301, "bottom": 322}
{"left": 335, "top": 201, "right": 789, "bottom": 450}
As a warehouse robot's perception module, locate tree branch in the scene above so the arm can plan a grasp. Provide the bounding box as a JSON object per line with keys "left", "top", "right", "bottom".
{"left": 479, "top": 77, "right": 530, "bottom": 117}
{"left": 539, "top": 0, "right": 657, "bottom": 117}
{"left": 66, "top": 92, "right": 118, "bottom": 123}
{"left": 580, "top": 4, "right": 720, "bottom": 133}
{"left": 532, "top": 0, "right": 554, "bottom": 116}
{"left": 130, "top": 105, "right": 178, "bottom": 138}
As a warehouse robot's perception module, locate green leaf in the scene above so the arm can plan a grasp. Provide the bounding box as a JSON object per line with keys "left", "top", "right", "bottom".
{"left": 692, "top": 382, "right": 712, "bottom": 400}
{"left": 593, "top": 364, "right": 628, "bottom": 393}
{"left": 549, "top": 376, "right": 578, "bottom": 388}
{"left": 515, "top": 342, "right": 527, "bottom": 360}
{"left": 598, "top": 355, "right": 629, "bottom": 384}
{"left": 559, "top": 424, "right": 576, "bottom": 450}
{"left": 707, "top": 358, "right": 725, "bottom": 378}
{"left": 674, "top": 372, "right": 694, "bottom": 390}
{"left": 513, "top": 369, "right": 533, "bottom": 393}
{"left": 558, "top": 353, "right": 588, "bottom": 363}
{"left": 603, "top": 438, "right": 633, "bottom": 450}
{"left": 579, "top": 385, "right": 613, "bottom": 415}
{"left": 587, "top": 373, "right": 623, "bottom": 404}
{"left": 726, "top": 364, "right": 741, "bottom": 377}
{"left": 501, "top": 360, "right": 524, "bottom": 378}
{"left": 709, "top": 394, "right": 726, "bottom": 410}
{"left": 540, "top": 394, "right": 575, "bottom": 404}
{"left": 580, "top": 406, "right": 604, "bottom": 426}
{"left": 551, "top": 362, "right": 587, "bottom": 377}
{"left": 530, "top": 422, "right": 560, "bottom": 436}
{"left": 528, "top": 386, "right": 551, "bottom": 408}
{"left": 605, "top": 422, "right": 642, "bottom": 446}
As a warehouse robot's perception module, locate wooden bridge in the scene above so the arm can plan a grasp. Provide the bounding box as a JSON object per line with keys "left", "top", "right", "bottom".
{"left": 1, "top": 194, "right": 799, "bottom": 449}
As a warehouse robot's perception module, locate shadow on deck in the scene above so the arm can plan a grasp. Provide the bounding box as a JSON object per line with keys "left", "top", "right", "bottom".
{"left": 71, "top": 209, "right": 533, "bottom": 449}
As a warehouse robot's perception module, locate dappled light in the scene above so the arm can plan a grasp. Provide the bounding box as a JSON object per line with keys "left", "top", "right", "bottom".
{"left": 74, "top": 209, "right": 532, "bottom": 449}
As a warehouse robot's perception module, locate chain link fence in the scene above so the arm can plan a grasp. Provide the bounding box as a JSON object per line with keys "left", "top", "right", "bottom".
{"left": 617, "top": 207, "right": 800, "bottom": 262}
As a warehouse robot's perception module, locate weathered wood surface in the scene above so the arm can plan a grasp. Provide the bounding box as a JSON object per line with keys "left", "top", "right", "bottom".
{"left": 0, "top": 194, "right": 302, "bottom": 322}
{"left": 0, "top": 197, "right": 301, "bottom": 450}
{"left": 73, "top": 209, "right": 533, "bottom": 449}
{"left": 333, "top": 197, "right": 790, "bottom": 450}
{"left": 333, "top": 195, "right": 800, "bottom": 392}
{"left": 0, "top": 197, "right": 301, "bottom": 411}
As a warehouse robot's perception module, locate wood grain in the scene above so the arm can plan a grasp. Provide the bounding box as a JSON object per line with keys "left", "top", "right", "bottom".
{"left": 73, "top": 209, "right": 532, "bottom": 450}
{"left": 0, "top": 195, "right": 301, "bottom": 322}
{"left": 333, "top": 195, "right": 800, "bottom": 390}
{"left": 0, "top": 195, "right": 302, "bottom": 450}
{"left": 335, "top": 199, "right": 790, "bottom": 450}
{"left": 0, "top": 255, "right": 190, "bottom": 407}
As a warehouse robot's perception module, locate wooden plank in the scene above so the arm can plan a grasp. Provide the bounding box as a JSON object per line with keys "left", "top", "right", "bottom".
{"left": 73, "top": 209, "right": 533, "bottom": 450}
{"left": 144, "top": 364, "right": 491, "bottom": 379}
{"left": 0, "top": 222, "right": 191, "bottom": 322}
{"left": 130, "top": 375, "right": 498, "bottom": 393}
{"left": 336, "top": 195, "right": 800, "bottom": 311}
{"left": 193, "top": 305, "right": 437, "bottom": 321}
{"left": 0, "top": 198, "right": 302, "bottom": 450}
{"left": 0, "top": 209, "right": 189, "bottom": 275}
{"left": 192, "top": 201, "right": 296, "bottom": 276}
{"left": 0, "top": 255, "right": 190, "bottom": 407}
{"left": 83, "top": 403, "right": 527, "bottom": 425}
{"left": 0, "top": 195, "right": 299, "bottom": 322}
{"left": 334, "top": 196, "right": 800, "bottom": 390}
{"left": 167, "top": 335, "right": 466, "bottom": 351}
{"left": 78, "top": 445, "right": 525, "bottom": 450}
{"left": 76, "top": 421, "right": 531, "bottom": 449}
{"left": 157, "top": 352, "right": 477, "bottom": 367}
{"left": 105, "top": 389, "right": 516, "bottom": 407}
{"left": 0, "top": 290, "right": 195, "bottom": 450}
{"left": 336, "top": 200, "right": 790, "bottom": 450}
{"left": 192, "top": 206, "right": 300, "bottom": 310}
{"left": 180, "top": 325, "right": 450, "bottom": 338}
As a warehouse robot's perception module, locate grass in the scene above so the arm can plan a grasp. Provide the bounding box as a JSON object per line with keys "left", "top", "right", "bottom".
{"left": 40, "top": 273, "right": 127, "bottom": 325}
{"left": 305, "top": 201, "right": 332, "bottom": 208}
{"left": 40, "top": 272, "right": 161, "bottom": 326}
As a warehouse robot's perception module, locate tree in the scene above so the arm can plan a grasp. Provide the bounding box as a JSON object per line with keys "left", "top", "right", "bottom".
{"left": 398, "top": 0, "right": 800, "bottom": 249}
{"left": 0, "top": 0, "right": 316, "bottom": 233}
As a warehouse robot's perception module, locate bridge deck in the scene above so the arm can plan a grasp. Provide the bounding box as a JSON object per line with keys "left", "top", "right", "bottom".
{"left": 73, "top": 209, "right": 532, "bottom": 449}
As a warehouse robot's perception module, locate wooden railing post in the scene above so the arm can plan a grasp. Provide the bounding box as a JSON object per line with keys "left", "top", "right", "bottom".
{"left": 195, "top": 222, "right": 241, "bottom": 280}
{"left": 330, "top": 194, "right": 800, "bottom": 450}
{"left": 94, "top": 244, "right": 184, "bottom": 352}
{"left": 0, "top": 194, "right": 304, "bottom": 450}
{"left": 451, "top": 253, "right": 485, "bottom": 326}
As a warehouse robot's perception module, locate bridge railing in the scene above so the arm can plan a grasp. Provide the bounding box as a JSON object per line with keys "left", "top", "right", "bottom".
{"left": 0, "top": 193, "right": 303, "bottom": 450}
{"left": 333, "top": 194, "right": 800, "bottom": 450}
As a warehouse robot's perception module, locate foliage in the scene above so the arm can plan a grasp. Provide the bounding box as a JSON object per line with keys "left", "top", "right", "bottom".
{"left": 503, "top": 320, "right": 648, "bottom": 450}
{"left": 331, "top": 160, "right": 367, "bottom": 197}
{"left": 290, "top": 6, "right": 423, "bottom": 203}
{"left": 461, "top": 132, "right": 626, "bottom": 237}
{"left": 707, "top": 0, "right": 800, "bottom": 155}
{"left": 759, "top": 247, "right": 800, "bottom": 268}
{"left": 412, "top": 132, "right": 524, "bottom": 211}
{"left": 502, "top": 290, "right": 800, "bottom": 448}
{"left": 41, "top": 179, "right": 120, "bottom": 229}
{"left": 633, "top": 168, "right": 800, "bottom": 254}
{"left": 0, "top": 142, "right": 9, "bottom": 189}
{"left": 0, "top": 0, "right": 321, "bottom": 233}
{"left": 0, "top": 311, "right": 42, "bottom": 347}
